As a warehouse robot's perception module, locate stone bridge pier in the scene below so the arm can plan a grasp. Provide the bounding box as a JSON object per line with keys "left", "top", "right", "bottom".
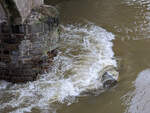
{"left": 0, "top": 0, "right": 43, "bottom": 24}
{"left": 0, "top": 0, "right": 60, "bottom": 82}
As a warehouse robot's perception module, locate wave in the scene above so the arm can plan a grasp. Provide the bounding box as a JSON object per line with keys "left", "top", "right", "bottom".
{"left": 0, "top": 24, "right": 118, "bottom": 113}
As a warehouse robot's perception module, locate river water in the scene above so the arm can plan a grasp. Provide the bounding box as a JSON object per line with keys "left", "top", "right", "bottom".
{"left": 1, "top": 0, "right": 150, "bottom": 113}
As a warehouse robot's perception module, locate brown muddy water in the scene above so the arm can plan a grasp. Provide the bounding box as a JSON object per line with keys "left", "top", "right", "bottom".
{"left": 1, "top": 0, "right": 150, "bottom": 113}
{"left": 47, "top": 0, "right": 150, "bottom": 113}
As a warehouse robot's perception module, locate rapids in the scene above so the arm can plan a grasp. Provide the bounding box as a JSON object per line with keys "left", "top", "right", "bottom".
{"left": 0, "top": 24, "right": 118, "bottom": 113}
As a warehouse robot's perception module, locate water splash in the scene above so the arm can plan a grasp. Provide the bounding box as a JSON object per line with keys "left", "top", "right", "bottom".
{"left": 0, "top": 24, "right": 118, "bottom": 113}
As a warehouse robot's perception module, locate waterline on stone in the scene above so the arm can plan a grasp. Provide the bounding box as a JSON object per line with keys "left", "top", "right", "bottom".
{"left": 0, "top": 24, "right": 118, "bottom": 113}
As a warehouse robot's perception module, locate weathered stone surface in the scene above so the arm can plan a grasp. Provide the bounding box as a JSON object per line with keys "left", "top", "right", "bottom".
{"left": 0, "top": 3, "right": 60, "bottom": 83}
{"left": 0, "top": 4, "right": 6, "bottom": 23}
{"left": 14, "top": 0, "right": 43, "bottom": 23}
{"left": 0, "top": 0, "right": 21, "bottom": 24}
{"left": 0, "top": 0, "right": 43, "bottom": 24}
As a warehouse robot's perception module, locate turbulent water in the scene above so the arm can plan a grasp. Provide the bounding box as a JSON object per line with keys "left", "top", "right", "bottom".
{"left": 0, "top": 24, "right": 118, "bottom": 113}
{"left": 2, "top": 0, "right": 150, "bottom": 112}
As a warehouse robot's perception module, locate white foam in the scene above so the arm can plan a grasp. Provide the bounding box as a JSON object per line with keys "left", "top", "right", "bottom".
{"left": 0, "top": 24, "right": 117, "bottom": 113}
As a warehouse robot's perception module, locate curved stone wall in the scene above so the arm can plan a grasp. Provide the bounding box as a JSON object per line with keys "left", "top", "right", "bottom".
{"left": 0, "top": 1, "right": 60, "bottom": 83}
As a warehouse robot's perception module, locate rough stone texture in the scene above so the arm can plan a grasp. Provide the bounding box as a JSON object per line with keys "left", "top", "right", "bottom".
{"left": 0, "top": 0, "right": 21, "bottom": 24}
{"left": 0, "top": 0, "right": 43, "bottom": 24}
{"left": 0, "top": 4, "right": 6, "bottom": 22}
{"left": 14, "top": 0, "right": 43, "bottom": 23}
{"left": 0, "top": 4, "right": 60, "bottom": 83}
